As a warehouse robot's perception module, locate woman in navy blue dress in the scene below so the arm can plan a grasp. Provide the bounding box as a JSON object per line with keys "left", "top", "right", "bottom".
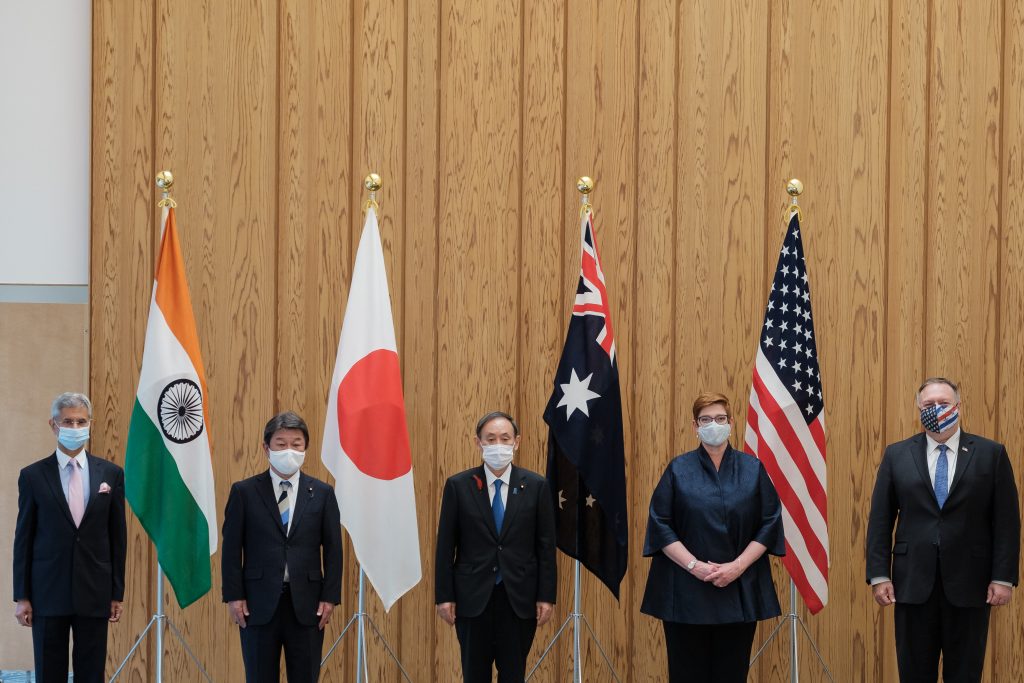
{"left": 641, "top": 392, "right": 785, "bottom": 682}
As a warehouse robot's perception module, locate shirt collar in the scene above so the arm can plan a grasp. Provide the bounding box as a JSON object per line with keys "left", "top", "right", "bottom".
{"left": 56, "top": 448, "right": 87, "bottom": 470}
{"left": 925, "top": 428, "right": 961, "bottom": 455}
{"left": 269, "top": 467, "right": 301, "bottom": 490}
{"left": 484, "top": 465, "right": 512, "bottom": 488}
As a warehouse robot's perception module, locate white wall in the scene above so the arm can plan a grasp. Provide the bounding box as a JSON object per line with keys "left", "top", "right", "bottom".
{"left": 0, "top": 1, "right": 91, "bottom": 286}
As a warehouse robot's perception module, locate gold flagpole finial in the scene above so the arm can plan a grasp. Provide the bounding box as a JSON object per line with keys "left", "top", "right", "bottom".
{"left": 156, "top": 170, "right": 177, "bottom": 207}
{"left": 364, "top": 173, "right": 381, "bottom": 212}
{"left": 576, "top": 176, "right": 594, "bottom": 220}
{"left": 785, "top": 178, "right": 803, "bottom": 221}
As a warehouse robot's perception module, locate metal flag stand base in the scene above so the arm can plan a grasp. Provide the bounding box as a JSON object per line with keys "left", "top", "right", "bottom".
{"left": 110, "top": 565, "right": 213, "bottom": 682}
{"left": 320, "top": 568, "right": 413, "bottom": 683}
{"left": 526, "top": 560, "right": 621, "bottom": 683}
{"left": 749, "top": 579, "right": 834, "bottom": 682}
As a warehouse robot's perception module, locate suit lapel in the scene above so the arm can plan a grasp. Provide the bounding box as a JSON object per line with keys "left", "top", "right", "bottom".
{"left": 909, "top": 434, "right": 933, "bottom": 503}
{"left": 471, "top": 466, "right": 499, "bottom": 538}
{"left": 82, "top": 453, "right": 103, "bottom": 520}
{"left": 41, "top": 452, "right": 76, "bottom": 527}
{"left": 257, "top": 472, "right": 288, "bottom": 535}
{"left": 498, "top": 467, "right": 527, "bottom": 541}
{"left": 947, "top": 431, "right": 975, "bottom": 498}
{"left": 288, "top": 473, "right": 311, "bottom": 538}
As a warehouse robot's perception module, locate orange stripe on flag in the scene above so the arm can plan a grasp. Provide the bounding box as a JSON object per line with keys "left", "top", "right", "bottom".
{"left": 154, "top": 208, "right": 210, "bottom": 400}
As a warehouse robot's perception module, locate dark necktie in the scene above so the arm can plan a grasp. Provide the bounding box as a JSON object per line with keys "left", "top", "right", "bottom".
{"left": 492, "top": 480, "right": 505, "bottom": 584}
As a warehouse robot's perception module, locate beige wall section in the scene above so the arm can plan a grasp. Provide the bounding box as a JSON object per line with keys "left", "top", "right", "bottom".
{"left": 90, "top": 0, "right": 1024, "bottom": 680}
{"left": 0, "top": 303, "right": 89, "bottom": 670}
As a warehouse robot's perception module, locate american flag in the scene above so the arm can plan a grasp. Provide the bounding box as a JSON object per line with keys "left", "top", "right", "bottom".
{"left": 544, "top": 207, "right": 628, "bottom": 598}
{"left": 744, "top": 209, "right": 829, "bottom": 614}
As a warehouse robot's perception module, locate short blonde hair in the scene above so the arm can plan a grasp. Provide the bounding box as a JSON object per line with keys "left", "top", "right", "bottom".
{"left": 691, "top": 392, "right": 731, "bottom": 421}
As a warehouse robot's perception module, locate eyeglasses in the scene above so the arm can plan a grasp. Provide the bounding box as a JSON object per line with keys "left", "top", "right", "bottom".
{"left": 696, "top": 415, "right": 730, "bottom": 426}
{"left": 57, "top": 418, "right": 91, "bottom": 428}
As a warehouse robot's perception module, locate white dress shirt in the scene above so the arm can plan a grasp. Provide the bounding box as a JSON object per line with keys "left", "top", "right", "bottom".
{"left": 484, "top": 466, "right": 511, "bottom": 508}
{"left": 925, "top": 429, "right": 960, "bottom": 488}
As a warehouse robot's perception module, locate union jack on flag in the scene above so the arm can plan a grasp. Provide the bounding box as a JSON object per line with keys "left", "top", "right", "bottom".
{"left": 571, "top": 211, "right": 615, "bottom": 361}
{"left": 745, "top": 209, "right": 829, "bottom": 614}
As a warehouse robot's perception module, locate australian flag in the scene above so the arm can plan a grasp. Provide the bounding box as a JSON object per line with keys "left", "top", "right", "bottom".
{"left": 543, "top": 207, "right": 628, "bottom": 599}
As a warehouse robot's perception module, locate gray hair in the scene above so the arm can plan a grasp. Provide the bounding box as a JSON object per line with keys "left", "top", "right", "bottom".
{"left": 51, "top": 392, "right": 92, "bottom": 419}
{"left": 916, "top": 377, "right": 960, "bottom": 404}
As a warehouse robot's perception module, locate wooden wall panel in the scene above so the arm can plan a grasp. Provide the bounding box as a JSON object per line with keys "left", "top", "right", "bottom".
{"left": 561, "top": 2, "right": 638, "bottom": 679}
{"left": 631, "top": 0, "right": 676, "bottom": 679}
{"left": 400, "top": 0, "right": 441, "bottom": 678}
{"left": 88, "top": 0, "right": 1024, "bottom": 680}
{"left": 516, "top": 0, "right": 565, "bottom": 675}
{"left": 995, "top": 0, "right": 1024, "bottom": 677}
{"left": 276, "top": 0, "right": 353, "bottom": 679}
{"left": 434, "top": 1, "right": 522, "bottom": 679}
{"left": 90, "top": 1, "right": 155, "bottom": 679}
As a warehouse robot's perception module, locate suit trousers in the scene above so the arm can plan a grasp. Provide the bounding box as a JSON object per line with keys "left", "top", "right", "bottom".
{"left": 455, "top": 583, "right": 538, "bottom": 683}
{"left": 239, "top": 584, "right": 325, "bottom": 683}
{"left": 32, "top": 614, "right": 108, "bottom": 683}
{"left": 662, "top": 620, "right": 757, "bottom": 683}
{"left": 894, "top": 563, "right": 991, "bottom": 683}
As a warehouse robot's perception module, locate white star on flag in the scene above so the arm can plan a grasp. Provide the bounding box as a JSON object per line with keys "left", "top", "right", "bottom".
{"left": 557, "top": 369, "right": 602, "bottom": 419}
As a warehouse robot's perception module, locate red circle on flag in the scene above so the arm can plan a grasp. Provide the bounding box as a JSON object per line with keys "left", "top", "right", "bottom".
{"left": 337, "top": 349, "right": 412, "bottom": 480}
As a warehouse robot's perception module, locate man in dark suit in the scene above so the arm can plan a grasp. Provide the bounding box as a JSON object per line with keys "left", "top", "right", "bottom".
{"left": 12, "top": 392, "right": 127, "bottom": 683}
{"left": 435, "top": 411, "right": 557, "bottom": 683}
{"left": 867, "top": 377, "right": 1020, "bottom": 682}
{"left": 222, "top": 411, "right": 343, "bottom": 683}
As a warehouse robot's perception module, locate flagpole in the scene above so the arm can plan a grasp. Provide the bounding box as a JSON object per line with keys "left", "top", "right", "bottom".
{"left": 156, "top": 565, "right": 165, "bottom": 683}
{"left": 318, "top": 173, "right": 414, "bottom": 682}
{"left": 112, "top": 171, "right": 212, "bottom": 683}
{"left": 527, "top": 177, "right": 621, "bottom": 683}
{"left": 746, "top": 179, "right": 833, "bottom": 683}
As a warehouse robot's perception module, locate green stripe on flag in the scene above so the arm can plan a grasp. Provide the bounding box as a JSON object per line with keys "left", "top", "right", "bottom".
{"left": 125, "top": 399, "right": 211, "bottom": 608}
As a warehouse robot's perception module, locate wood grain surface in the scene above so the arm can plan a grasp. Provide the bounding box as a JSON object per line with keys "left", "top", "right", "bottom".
{"left": 88, "top": 0, "right": 1024, "bottom": 680}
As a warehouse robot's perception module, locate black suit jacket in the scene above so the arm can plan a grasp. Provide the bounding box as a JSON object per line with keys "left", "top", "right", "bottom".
{"left": 221, "top": 470, "right": 343, "bottom": 627}
{"left": 866, "top": 431, "right": 1020, "bottom": 606}
{"left": 435, "top": 465, "right": 557, "bottom": 620}
{"left": 13, "top": 451, "right": 127, "bottom": 618}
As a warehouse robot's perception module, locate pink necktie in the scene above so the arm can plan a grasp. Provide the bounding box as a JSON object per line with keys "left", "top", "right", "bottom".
{"left": 68, "top": 461, "right": 85, "bottom": 527}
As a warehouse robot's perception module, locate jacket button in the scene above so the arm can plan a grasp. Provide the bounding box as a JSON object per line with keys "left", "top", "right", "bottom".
{"left": 498, "top": 545, "right": 503, "bottom": 551}
{"left": 492, "top": 566, "right": 497, "bottom": 572}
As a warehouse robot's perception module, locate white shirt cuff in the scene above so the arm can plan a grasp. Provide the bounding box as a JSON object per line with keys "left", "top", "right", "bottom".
{"left": 870, "top": 576, "right": 891, "bottom": 586}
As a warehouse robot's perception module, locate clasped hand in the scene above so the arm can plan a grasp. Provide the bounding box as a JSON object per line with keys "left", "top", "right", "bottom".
{"left": 696, "top": 560, "right": 744, "bottom": 588}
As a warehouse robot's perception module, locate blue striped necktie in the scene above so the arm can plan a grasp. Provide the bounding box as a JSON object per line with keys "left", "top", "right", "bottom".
{"left": 279, "top": 481, "right": 292, "bottom": 526}
{"left": 934, "top": 444, "right": 949, "bottom": 508}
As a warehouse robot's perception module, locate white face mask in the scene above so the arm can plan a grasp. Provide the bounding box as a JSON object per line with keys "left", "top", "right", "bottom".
{"left": 268, "top": 448, "right": 305, "bottom": 476}
{"left": 481, "top": 443, "right": 514, "bottom": 471}
{"left": 697, "top": 422, "right": 731, "bottom": 447}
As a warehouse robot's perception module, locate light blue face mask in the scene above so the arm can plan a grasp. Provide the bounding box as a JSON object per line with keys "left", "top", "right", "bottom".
{"left": 697, "top": 421, "right": 731, "bottom": 447}
{"left": 58, "top": 426, "right": 90, "bottom": 450}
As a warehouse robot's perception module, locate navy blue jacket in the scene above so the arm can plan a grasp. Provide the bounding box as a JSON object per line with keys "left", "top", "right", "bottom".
{"left": 641, "top": 445, "right": 784, "bottom": 624}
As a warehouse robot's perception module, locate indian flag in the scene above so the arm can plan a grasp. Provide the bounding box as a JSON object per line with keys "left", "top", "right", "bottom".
{"left": 125, "top": 206, "right": 217, "bottom": 609}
